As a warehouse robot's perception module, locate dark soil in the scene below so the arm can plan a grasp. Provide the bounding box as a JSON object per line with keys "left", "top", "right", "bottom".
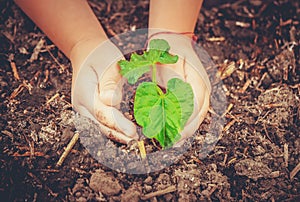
{"left": 1, "top": 0, "right": 299, "bottom": 201}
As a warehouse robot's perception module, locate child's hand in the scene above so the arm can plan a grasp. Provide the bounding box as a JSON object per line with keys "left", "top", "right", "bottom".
{"left": 149, "top": 32, "right": 211, "bottom": 145}
{"left": 71, "top": 40, "right": 138, "bottom": 144}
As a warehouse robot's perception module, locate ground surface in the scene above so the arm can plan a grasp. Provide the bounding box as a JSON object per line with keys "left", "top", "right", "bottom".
{"left": 0, "top": 0, "right": 299, "bottom": 201}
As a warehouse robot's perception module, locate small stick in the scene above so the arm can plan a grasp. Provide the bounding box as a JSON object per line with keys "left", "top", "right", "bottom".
{"left": 284, "top": 143, "right": 289, "bottom": 168}
{"left": 138, "top": 140, "right": 146, "bottom": 159}
{"left": 10, "top": 61, "right": 20, "bottom": 80}
{"left": 223, "top": 119, "right": 236, "bottom": 132}
{"left": 227, "top": 157, "right": 237, "bottom": 165}
{"left": 56, "top": 132, "right": 79, "bottom": 167}
{"left": 45, "top": 45, "right": 66, "bottom": 72}
{"left": 239, "top": 79, "right": 251, "bottom": 93}
{"left": 223, "top": 153, "right": 228, "bottom": 165}
{"left": 220, "top": 62, "right": 236, "bottom": 80}
{"left": 207, "top": 37, "right": 225, "bottom": 42}
{"left": 13, "top": 151, "right": 44, "bottom": 157}
{"left": 9, "top": 81, "right": 33, "bottom": 99}
{"left": 208, "top": 185, "right": 218, "bottom": 197}
{"left": 30, "top": 38, "right": 45, "bottom": 62}
{"left": 256, "top": 72, "right": 268, "bottom": 89}
{"left": 37, "top": 169, "right": 60, "bottom": 173}
{"left": 221, "top": 103, "right": 234, "bottom": 117}
{"left": 2, "top": 130, "right": 14, "bottom": 139}
{"left": 9, "top": 83, "right": 25, "bottom": 99}
{"left": 141, "top": 185, "right": 176, "bottom": 200}
{"left": 46, "top": 93, "right": 60, "bottom": 105}
{"left": 290, "top": 162, "right": 300, "bottom": 180}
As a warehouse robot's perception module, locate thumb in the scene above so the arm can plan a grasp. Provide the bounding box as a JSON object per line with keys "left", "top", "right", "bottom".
{"left": 99, "top": 63, "right": 123, "bottom": 106}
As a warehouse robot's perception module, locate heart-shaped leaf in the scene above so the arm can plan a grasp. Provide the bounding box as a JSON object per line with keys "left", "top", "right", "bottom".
{"left": 134, "top": 78, "right": 194, "bottom": 148}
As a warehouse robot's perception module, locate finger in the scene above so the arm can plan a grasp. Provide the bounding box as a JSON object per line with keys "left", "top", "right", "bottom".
{"left": 99, "top": 63, "right": 123, "bottom": 106}
{"left": 97, "top": 121, "right": 134, "bottom": 144}
{"left": 76, "top": 105, "right": 134, "bottom": 144}
{"left": 94, "top": 97, "right": 138, "bottom": 139}
{"left": 184, "top": 63, "right": 208, "bottom": 121}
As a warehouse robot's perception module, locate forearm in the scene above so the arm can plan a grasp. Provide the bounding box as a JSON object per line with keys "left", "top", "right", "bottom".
{"left": 15, "top": 0, "right": 107, "bottom": 72}
{"left": 149, "top": 0, "right": 203, "bottom": 34}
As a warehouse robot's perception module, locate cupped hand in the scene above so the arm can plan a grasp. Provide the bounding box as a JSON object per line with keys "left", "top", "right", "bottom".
{"left": 149, "top": 32, "right": 211, "bottom": 145}
{"left": 71, "top": 40, "right": 138, "bottom": 144}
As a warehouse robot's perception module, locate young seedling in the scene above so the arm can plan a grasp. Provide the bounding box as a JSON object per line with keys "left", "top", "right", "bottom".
{"left": 118, "top": 39, "right": 194, "bottom": 149}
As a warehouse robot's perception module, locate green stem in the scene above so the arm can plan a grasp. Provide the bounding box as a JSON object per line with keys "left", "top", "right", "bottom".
{"left": 152, "top": 63, "right": 157, "bottom": 84}
{"left": 152, "top": 63, "right": 164, "bottom": 96}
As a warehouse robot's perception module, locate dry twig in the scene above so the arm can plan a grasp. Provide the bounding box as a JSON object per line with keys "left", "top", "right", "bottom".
{"left": 13, "top": 151, "right": 44, "bottom": 157}
{"left": 29, "top": 38, "right": 45, "bottom": 62}
{"left": 223, "top": 119, "right": 236, "bottom": 132}
{"left": 141, "top": 185, "right": 176, "bottom": 200}
{"left": 217, "top": 61, "right": 236, "bottom": 80}
{"left": 239, "top": 79, "right": 251, "bottom": 93}
{"left": 207, "top": 37, "right": 225, "bottom": 42}
{"left": 56, "top": 132, "right": 79, "bottom": 167}
{"left": 221, "top": 103, "right": 234, "bottom": 117}
{"left": 46, "top": 93, "right": 60, "bottom": 105}
{"left": 9, "top": 80, "right": 33, "bottom": 99}
{"left": 45, "top": 44, "right": 66, "bottom": 72}
{"left": 290, "top": 162, "right": 300, "bottom": 180}
{"left": 10, "top": 61, "right": 20, "bottom": 81}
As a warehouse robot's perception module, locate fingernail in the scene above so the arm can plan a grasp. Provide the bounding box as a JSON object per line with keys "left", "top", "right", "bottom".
{"left": 114, "top": 113, "right": 137, "bottom": 139}
{"left": 122, "top": 124, "right": 138, "bottom": 139}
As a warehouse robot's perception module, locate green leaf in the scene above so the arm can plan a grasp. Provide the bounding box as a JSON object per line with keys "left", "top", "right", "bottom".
{"left": 149, "top": 39, "right": 170, "bottom": 51}
{"left": 166, "top": 78, "right": 194, "bottom": 129}
{"left": 118, "top": 53, "right": 151, "bottom": 84}
{"left": 134, "top": 78, "right": 194, "bottom": 148}
{"left": 118, "top": 39, "right": 178, "bottom": 84}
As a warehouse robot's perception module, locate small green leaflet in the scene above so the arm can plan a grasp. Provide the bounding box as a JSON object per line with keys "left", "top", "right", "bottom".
{"left": 118, "top": 39, "right": 178, "bottom": 84}
{"left": 134, "top": 78, "right": 194, "bottom": 148}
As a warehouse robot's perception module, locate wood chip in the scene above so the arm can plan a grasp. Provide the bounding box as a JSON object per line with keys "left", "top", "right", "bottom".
{"left": 29, "top": 38, "right": 45, "bottom": 62}
{"left": 207, "top": 37, "right": 225, "bottom": 42}
{"left": 239, "top": 79, "right": 251, "bottom": 93}
{"left": 235, "top": 21, "right": 251, "bottom": 28}
{"left": 12, "top": 151, "right": 44, "bottom": 157}
{"left": 284, "top": 143, "right": 289, "bottom": 168}
{"left": 221, "top": 103, "right": 234, "bottom": 117}
{"left": 223, "top": 119, "right": 236, "bottom": 132}
{"left": 217, "top": 61, "right": 236, "bottom": 80}
{"left": 9, "top": 80, "right": 33, "bottom": 99}
{"left": 46, "top": 93, "right": 60, "bottom": 105}
{"left": 2, "top": 130, "right": 14, "bottom": 139}
{"left": 45, "top": 45, "right": 66, "bottom": 72}
{"left": 141, "top": 185, "right": 176, "bottom": 200}
{"left": 290, "top": 162, "right": 300, "bottom": 180}
{"left": 2, "top": 31, "right": 14, "bottom": 43}
{"left": 10, "top": 61, "right": 20, "bottom": 80}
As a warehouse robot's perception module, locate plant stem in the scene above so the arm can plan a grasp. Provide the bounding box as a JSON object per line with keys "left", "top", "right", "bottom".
{"left": 152, "top": 63, "right": 157, "bottom": 84}
{"left": 138, "top": 140, "right": 146, "bottom": 159}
